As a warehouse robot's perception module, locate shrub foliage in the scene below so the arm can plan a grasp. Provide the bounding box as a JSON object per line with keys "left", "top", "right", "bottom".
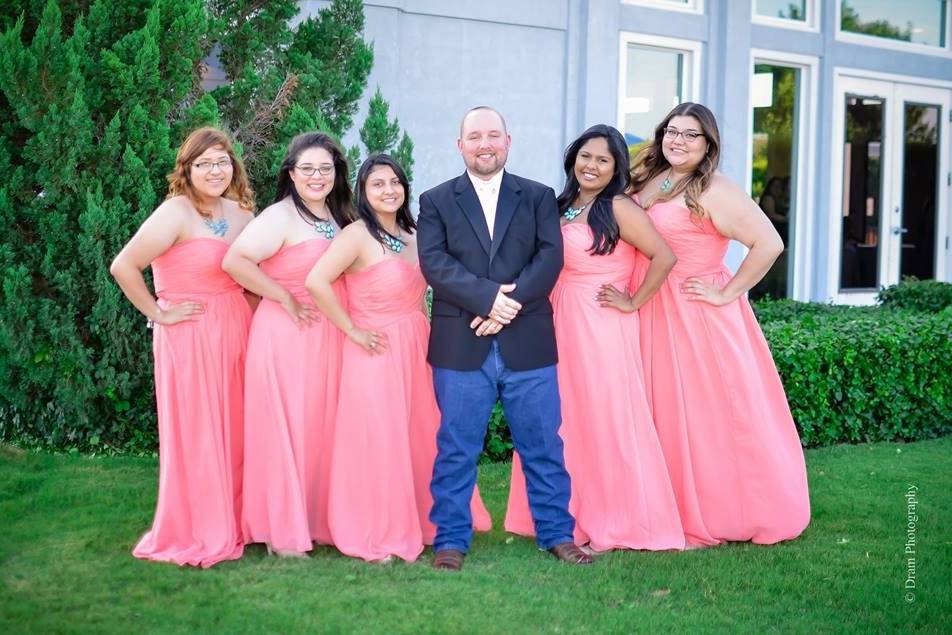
{"left": 877, "top": 277, "right": 952, "bottom": 313}
{"left": 0, "top": 0, "right": 411, "bottom": 452}
{"left": 762, "top": 305, "right": 951, "bottom": 446}
{"left": 1, "top": 4, "right": 947, "bottom": 459}
{"left": 479, "top": 296, "right": 952, "bottom": 462}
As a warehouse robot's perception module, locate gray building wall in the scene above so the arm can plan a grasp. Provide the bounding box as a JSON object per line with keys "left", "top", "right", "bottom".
{"left": 302, "top": 0, "right": 573, "bottom": 193}
{"left": 300, "top": 0, "right": 952, "bottom": 302}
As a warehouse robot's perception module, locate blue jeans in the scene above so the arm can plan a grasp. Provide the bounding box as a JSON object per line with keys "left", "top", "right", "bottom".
{"left": 430, "top": 340, "right": 574, "bottom": 552}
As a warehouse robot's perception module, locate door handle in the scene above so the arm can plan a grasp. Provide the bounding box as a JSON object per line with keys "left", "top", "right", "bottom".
{"left": 892, "top": 226, "right": 909, "bottom": 235}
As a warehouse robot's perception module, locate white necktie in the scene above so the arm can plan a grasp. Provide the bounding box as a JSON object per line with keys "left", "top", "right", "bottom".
{"left": 475, "top": 182, "right": 498, "bottom": 238}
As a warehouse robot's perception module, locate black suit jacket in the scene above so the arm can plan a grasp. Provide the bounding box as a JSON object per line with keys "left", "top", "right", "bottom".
{"left": 417, "top": 171, "right": 563, "bottom": 371}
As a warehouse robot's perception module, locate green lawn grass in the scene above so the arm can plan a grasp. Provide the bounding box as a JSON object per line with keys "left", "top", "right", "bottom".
{"left": 1, "top": 438, "right": 950, "bottom": 633}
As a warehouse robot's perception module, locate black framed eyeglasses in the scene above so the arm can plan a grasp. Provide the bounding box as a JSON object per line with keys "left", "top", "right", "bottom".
{"left": 663, "top": 127, "right": 704, "bottom": 143}
{"left": 295, "top": 164, "right": 335, "bottom": 176}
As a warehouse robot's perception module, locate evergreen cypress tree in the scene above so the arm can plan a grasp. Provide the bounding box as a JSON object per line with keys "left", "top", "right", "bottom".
{"left": 208, "top": 0, "right": 385, "bottom": 202}
{"left": 355, "top": 87, "right": 415, "bottom": 181}
{"left": 360, "top": 89, "right": 401, "bottom": 155}
{"left": 0, "top": 0, "right": 414, "bottom": 452}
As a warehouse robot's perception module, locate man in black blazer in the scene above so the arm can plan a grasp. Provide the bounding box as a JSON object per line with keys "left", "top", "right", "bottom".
{"left": 418, "top": 106, "right": 592, "bottom": 570}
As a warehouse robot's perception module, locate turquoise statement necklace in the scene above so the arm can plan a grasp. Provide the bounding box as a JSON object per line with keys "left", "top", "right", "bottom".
{"left": 313, "top": 218, "right": 336, "bottom": 239}
{"left": 203, "top": 201, "right": 229, "bottom": 237}
{"left": 660, "top": 169, "right": 678, "bottom": 193}
{"left": 306, "top": 202, "right": 335, "bottom": 239}
{"left": 563, "top": 194, "right": 597, "bottom": 221}
{"left": 381, "top": 232, "right": 404, "bottom": 253}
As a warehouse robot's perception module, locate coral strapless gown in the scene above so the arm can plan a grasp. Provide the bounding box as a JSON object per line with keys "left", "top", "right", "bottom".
{"left": 241, "top": 239, "right": 344, "bottom": 552}
{"left": 504, "top": 224, "right": 685, "bottom": 551}
{"left": 133, "top": 238, "right": 251, "bottom": 567}
{"left": 632, "top": 197, "right": 810, "bottom": 546}
{"left": 327, "top": 258, "right": 492, "bottom": 562}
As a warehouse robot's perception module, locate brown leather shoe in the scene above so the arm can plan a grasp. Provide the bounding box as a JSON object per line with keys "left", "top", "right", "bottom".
{"left": 432, "top": 549, "right": 465, "bottom": 571}
{"left": 548, "top": 542, "right": 594, "bottom": 565}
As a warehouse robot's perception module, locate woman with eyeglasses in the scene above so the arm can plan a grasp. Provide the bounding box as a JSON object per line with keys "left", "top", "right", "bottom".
{"left": 306, "top": 155, "right": 491, "bottom": 563}
{"left": 617, "top": 102, "right": 810, "bottom": 547}
{"left": 110, "top": 127, "right": 255, "bottom": 567}
{"left": 222, "top": 132, "right": 354, "bottom": 558}
{"left": 503, "top": 124, "right": 683, "bottom": 553}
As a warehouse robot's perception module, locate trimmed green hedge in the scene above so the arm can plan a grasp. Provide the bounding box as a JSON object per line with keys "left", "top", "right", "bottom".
{"left": 5, "top": 281, "right": 950, "bottom": 458}
{"left": 877, "top": 277, "right": 952, "bottom": 312}
{"left": 762, "top": 305, "right": 951, "bottom": 446}
{"left": 482, "top": 402, "right": 513, "bottom": 465}
{"left": 477, "top": 299, "right": 952, "bottom": 461}
{"left": 751, "top": 298, "right": 876, "bottom": 323}
{"left": 753, "top": 280, "right": 952, "bottom": 446}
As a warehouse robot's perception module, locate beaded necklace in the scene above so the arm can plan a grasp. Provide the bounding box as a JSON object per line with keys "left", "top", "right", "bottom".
{"left": 381, "top": 232, "right": 404, "bottom": 253}
{"left": 563, "top": 194, "right": 597, "bottom": 221}
{"left": 660, "top": 168, "right": 683, "bottom": 193}
{"left": 201, "top": 199, "right": 229, "bottom": 237}
{"left": 313, "top": 219, "right": 335, "bottom": 239}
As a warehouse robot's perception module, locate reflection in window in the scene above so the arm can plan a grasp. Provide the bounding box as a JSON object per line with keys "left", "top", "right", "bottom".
{"left": 840, "top": 96, "right": 884, "bottom": 291}
{"left": 900, "top": 104, "right": 940, "bottom": 280}
{"left": 841, "top": 0, "right": 947, "bottom": 47}
{"left": 622, "top": 44, "right": 686, "bottom": 157}
{"left": 750, "top": 64, "right": 800, "bottom": 300}
{"left": 755, "top": 0, "right": 807, "bottom": 21}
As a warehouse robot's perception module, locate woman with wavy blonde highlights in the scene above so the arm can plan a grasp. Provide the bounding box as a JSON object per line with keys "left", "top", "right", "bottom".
{"left": 629, "top": 103, "right": 719, "bottom": 222}
{"left": 110, "top": 126, "right": 256, "bottom": 567}
{"left": 166, "top": 126, "right": 255, "bottom": 215}
{"left": 619, "top": 102, "right": 810, "bottom": 547}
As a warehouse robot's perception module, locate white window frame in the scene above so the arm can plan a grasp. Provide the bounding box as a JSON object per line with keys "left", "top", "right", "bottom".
{"left": 745, "top": 50, "right": 819, "bottom": 301}
{"left": 617, "top": 32, "right": 703, "bottom": 140}
{"left": 835, "top": 0, "right": 952, "bottom": 58}
{"left": 826, "top": 68, "right": 952, "bottom": 304}
{"left": 751, "top": 0, "right": 818, "bottom": 33}
{"left": 622, "top": 0, "right": 703, "bottom": 14}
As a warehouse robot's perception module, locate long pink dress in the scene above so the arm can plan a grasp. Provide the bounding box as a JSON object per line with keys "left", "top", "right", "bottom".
{"left": 133, "top": 238, "right": 251, "bottom": 567}
{"left": 327, "top": 258, "right": 492, "bottom": 562}
{"left": 504, "top": 224, "right": 685, "bottom": 551}
{"left": 632, "top": 197, "right": 810, "bottom": 546}
{"left": 241, "top": 239, "right": 344, "bottom": 552}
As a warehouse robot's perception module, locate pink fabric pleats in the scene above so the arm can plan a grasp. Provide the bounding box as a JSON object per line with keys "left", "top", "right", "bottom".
{"left": 632, "top": 198, "right": 810, "bottom": 546}
{"left": 134, "top": 238, "right": 250, "bottom": 568}
{"left": 505, "top": 224, "right": 685, "bottom": 551}
{"left": 241, "top": 239, "right": 344, "bottom": 552}
{"left": 327, "top": 258, "right": 492, "bottom": 562}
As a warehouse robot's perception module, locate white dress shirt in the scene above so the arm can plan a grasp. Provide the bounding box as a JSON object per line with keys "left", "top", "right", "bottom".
{"left": 467, "top": 170, "right": 503, "bottom": 239}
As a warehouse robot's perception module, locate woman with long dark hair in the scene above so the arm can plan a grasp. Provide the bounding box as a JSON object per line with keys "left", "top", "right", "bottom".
{"left": 110, "top": 127, "right": 255, "bottom": 567}
{"left": 222, "top": 131, "right": 354, "bottom": 557}
{"left": 306, "top": 155, "right": 491, "bottom": 563}
{"left": 624, "top": 102, "right": 810, "bottom": 546}
{"left": 504, "top": 124, "right": 683, "bottom": 552}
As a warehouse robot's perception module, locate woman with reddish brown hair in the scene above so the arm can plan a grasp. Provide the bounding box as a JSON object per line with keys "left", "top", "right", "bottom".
{"left": 111, "top": 126, "right": 256, "bottom": 567}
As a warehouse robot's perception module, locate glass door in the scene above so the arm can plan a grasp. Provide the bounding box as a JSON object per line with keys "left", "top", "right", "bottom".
{"left": 836, "top": 77, "right": 891, "bottom": 301}
{"left": 832, "top": 77, "right": 951, "bottom": 303}
{"left": 890, "top": 85, "right": 950, "bottom": 284}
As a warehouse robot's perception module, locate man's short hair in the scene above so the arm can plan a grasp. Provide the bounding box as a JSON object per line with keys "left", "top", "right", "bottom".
{"left": 459, "top": 106, "right": 508, "bottom": 137}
